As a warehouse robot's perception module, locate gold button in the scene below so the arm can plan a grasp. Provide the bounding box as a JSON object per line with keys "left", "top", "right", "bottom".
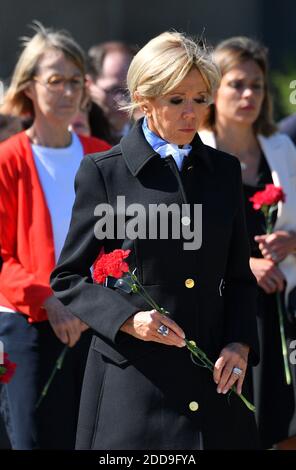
{"left": 185, "top": 278, "right": 195, "bottom": 288}
{"left": 189, "top": 401, "right": 199, "bottom": 412}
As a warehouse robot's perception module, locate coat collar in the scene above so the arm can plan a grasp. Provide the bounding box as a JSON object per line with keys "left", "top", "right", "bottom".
{"left": 121, "top": 119, "right": 214, "bottom": 176}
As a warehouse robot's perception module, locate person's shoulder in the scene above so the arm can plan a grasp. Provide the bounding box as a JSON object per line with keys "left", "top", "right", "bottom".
{"left": 0, "top": 130, "right": 27, "bottom": 150}
{"left": 77, "top": 134, "right": 111, "bottom": 153}
{"left": 205, "top": 144, "right": 242, "bottom": 173}
{"left": 0, "top": 130, "right": 28, "bottom": 164}
{"left": 259, "top": 131, "right": 295, "bottom": 150}
{"left": 278, "top": 113, "right": 296, "bottom": 132}
{"left": 198, "top": 128, "right": 240, "bottom": 172}
{"left": 85, "top": 143, "right": 122, "bottom": 166}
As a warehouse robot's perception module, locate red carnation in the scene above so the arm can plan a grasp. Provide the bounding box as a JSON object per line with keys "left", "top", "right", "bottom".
{"left": 93, "top": 249, "right": 131, "bottom": 284}
{"left": 249, "top": 184, "right": 286, "bottom": 210}
{"left": 0, "top": 353, "right": 17, "bottom": 384}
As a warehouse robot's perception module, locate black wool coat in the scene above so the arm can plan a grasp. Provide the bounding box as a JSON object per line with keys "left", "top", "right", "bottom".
{"left": 50, "top": 120, "right": 260, "bottom": 450}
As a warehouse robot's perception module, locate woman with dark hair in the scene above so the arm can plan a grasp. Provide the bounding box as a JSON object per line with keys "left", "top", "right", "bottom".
{"left": 199, "top": 36, "right": 296, "bottom": 449}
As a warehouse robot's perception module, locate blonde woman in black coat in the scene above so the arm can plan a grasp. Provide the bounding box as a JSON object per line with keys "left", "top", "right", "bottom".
{"left": 51, "top": 31, "right": 259, "bottom": 450}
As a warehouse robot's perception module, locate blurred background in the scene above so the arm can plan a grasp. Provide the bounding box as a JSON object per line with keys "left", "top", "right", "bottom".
{"left": 0, "top": 0, "right": 295, "bottom": 119}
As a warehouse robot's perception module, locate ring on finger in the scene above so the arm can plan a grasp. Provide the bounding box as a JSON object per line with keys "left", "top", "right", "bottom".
{"left": 157, "top": 324, "right": 169, "bottom": 337}
{"left": 232, "top": 366, "right": 243, "bottom": 376}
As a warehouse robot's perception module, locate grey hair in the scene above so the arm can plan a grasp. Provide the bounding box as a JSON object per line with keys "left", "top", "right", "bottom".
{"left": 1, "top": 21, "right": 85, "bottom": 116}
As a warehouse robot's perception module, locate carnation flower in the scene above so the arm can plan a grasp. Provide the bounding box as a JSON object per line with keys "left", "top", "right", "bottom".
{"left": 93, "top": 249, "right": 255, "bottom": 412}
{"left": 0, "top": 353, "right": 17, "bottom": 384}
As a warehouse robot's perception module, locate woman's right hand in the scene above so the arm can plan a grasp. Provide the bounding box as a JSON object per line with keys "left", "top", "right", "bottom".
{"left": 43, "top": 295, "right": 89, "bottom": 347}
{"left": 120, "top": 309, "right": 186, "bottom": 348}
{"left": 249, "top": 257, "right": 286, "bottom": 294}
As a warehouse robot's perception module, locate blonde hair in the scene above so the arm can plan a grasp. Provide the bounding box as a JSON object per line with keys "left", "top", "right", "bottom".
{"left": 1, "top": 22, "right": 85, "bottom": 117}
{"left": 125, "top": 31, "right": 220, "bottom": 115}
{"left": 203, "top": 36, "right": 277, "bottom": 136}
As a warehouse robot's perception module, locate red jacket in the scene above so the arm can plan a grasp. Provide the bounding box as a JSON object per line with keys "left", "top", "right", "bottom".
{"left": 0, "top": 131, "right": 110, "bottom": 322}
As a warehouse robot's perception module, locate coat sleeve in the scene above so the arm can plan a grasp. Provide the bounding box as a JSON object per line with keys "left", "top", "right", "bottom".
{"left": 50, "top": 154, "right": 140, "bottom": 343}
{"left": 223, "top": 160, "right": 259, "bottom": 365}
{"left": 0, "top": 153, "right": 52, "bottom": 316}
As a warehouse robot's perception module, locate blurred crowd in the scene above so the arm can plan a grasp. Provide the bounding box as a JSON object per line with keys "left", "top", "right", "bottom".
{"left": 0, "top": 22, "right": 296, "bottom": 451}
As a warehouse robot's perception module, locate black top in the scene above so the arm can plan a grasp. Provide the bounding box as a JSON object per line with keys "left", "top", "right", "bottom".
{"left": 50, "top": 120, "right": 259, "bottom": 449}
{"left": 243, "top": 153, "right": 276, "bottom": 258}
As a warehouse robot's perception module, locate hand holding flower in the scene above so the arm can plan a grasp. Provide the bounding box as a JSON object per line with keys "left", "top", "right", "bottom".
{"left": 94, "top": 249, "right": 256, "bottom": 412}
{"left": 255, "top": 230, "right": 296, "bottom": 262}
{"left": 120, "top": 309, "right": 186, "bottom": 348}
{"left": 44, "top": 295, "right": 88, "bottom": 347}
{"left": 250, "top": 183, "right": 291, "bottom": 385}
{"left": 36, "top": 297, "right": 89, "bottom": 409}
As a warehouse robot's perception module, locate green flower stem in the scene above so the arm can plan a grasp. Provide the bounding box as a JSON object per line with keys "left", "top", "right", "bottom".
{"left": 118, "top": 276, "right": 160, "bottom": 311}
{"left": 129, "top": 273, "right": 161, "bottom": 312}
{"left": 264, "top": 205, "right": 291, "bottom": 386}
{"left": 185, "top": 339, "right": 256, "bottom": 412}
{"left": 276, "top": 292, "right": 292, "bottom": 385}
{"left": 121, "top": 273, "right": 256, "bottom": 413}
{"left": 35, "top": 345, "right": 69, "bottom": 409}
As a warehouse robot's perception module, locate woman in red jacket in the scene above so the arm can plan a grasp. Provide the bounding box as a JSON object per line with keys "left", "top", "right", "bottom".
{"left": 0, "top": 23, "right": 110, "bottom": 449}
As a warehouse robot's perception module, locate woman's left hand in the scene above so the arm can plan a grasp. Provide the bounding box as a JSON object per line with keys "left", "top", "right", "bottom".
{"left": 213, "top": 342, "right": 249, "bottom": 395}
{"left": 255, "top": 230, "right": 296, "bottom": 263}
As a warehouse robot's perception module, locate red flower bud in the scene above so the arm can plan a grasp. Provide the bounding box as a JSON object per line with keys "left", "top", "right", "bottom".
{"left": 93, "top": 249, "right": 131, "bottom": 284}
{"left": 0, "top": 353, "right": 17, "bottom": 384}
{"left": 249, "top": 184, "right": 285, "bottom": 210}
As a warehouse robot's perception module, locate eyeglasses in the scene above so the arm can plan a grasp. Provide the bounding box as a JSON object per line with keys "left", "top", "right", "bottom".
{"left": 100, "top": 85, "right": 130, "bottom": 103}
{"left": 33, "top": 74, "right": 85, "bottom": 92}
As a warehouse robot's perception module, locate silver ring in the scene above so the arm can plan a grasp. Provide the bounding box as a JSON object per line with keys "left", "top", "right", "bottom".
{"left": 232, "top": 367, "right": 243, "bottom": 376}
{"left": 271, "top": 252, "right": 278, "bottom": 262}
{"left": 157, "top": 324, "right": 169, "bottom": 337}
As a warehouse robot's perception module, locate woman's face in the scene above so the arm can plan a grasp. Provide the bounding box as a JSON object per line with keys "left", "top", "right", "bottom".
{"left": 143, "top": 67, "right": 209, "bottom": 145}
{"left": 214, "top": 60, "right": 265, "bottom": 128}
{"left": 26, "top": 48, "right": 84, "bottom": 126}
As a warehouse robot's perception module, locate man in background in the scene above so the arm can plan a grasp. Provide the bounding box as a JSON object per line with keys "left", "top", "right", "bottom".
{"left": 86, "top": 41, "right": 138, "bottom": 144}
